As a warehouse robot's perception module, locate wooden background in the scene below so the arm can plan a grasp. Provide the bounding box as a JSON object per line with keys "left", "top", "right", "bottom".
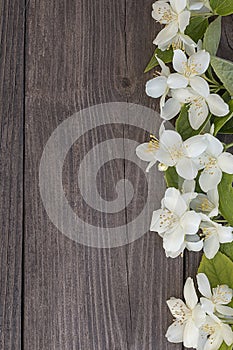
{"left": 0, "top": 1, "right": 232, "bottom": 349}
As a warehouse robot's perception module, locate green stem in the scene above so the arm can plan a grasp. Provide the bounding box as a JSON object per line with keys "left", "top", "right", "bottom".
{"left": 225, "top": 142, "right": 233, "bottom": 150}
{"left": 214, "top": 220, "right": 227, "bottom": 223}
{"left": 191, "top": 12, "right": 213, "bottom": 18}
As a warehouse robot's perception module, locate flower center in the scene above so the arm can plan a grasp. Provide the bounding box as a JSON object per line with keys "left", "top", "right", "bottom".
{"left": 212, "top": 286, "right": 232, "bottom": 304}
{"left": 157, "top": 7, "right": 175, "bottom": 23}
{"left": 198, "top": 198, "right": 214, "bottom": 213}
{"left": 205, "top": 157, "right": 218, "bottom": 173}
{"left": 159, "top": 210, "right": 178, "bottom": 229}
{"left": 147, "top": 134, "right": 159, "bottom": 152}
{"left": 169, "top": 144, "right": 185, "bottom": 161}
{"left": 172, "top": 35, "right": 185, "bottom": 51}
{"left": 184, "top": 62, "right": 200, "bottom": 77}
{"left": 201, "top": 227, "right": 215, "bottom": 239}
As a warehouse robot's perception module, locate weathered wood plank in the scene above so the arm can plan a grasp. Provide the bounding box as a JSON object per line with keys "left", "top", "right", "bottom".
{"left": 0, "top": 1, "right": 24, "bottom": 349}
{"left": 24, "top": 1, "right": 132, "bottom": 349}
{"left": 24, "top": 0, "right": 184, "bottom": 349}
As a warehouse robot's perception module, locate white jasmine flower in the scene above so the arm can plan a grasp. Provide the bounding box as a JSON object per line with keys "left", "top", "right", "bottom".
{"left": 166, "top": 277, "right": 206, "bottom": 348}
{"left": 155, "top": 129, "right": 207, "bottom": 180}
{"left": 172, "top": 84, "right": 229, "bottom": 130}
{"left": 197, "top": 273, "right": 233, "bottom": 317}
{"left": 150, "top": 187, "right": 201, "bottom": 257}
{"left": 200, "top": 215, "right": 233, "bottom": 259}
{"left": 152, "top": 0, "right": 196, "bottom": 51}
{"left": 190, "top": 188, "right": 219, "bottom": 218}
{"left": 196, "top": 134, "right": 233, "bottom": 192}
{"left": 145, "top": 57, "right": 183, "bottom": 119}
{"left": 136, "top": 123, "right": 164, "bottom": 172}
{"left": 167, "top": 49, "right": 210, "bottom": 92}
{"left": 198, "top": 314, "right": 233, "bottom": 350}
{"left": 136, "top": 139, "right": 159, "bottom": 172}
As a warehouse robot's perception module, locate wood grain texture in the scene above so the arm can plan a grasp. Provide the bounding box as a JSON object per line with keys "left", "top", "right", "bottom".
{"left": 0, "top": 1, "right": 25, "bottom": 349}
{"left": 24, "top": 0, "right": 183, "bottom": 349}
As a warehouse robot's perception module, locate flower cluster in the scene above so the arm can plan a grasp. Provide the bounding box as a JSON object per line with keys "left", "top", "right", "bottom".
{"left": 137, "top": 125, "right": 233, "bottom": 258}
{"left": 146, "top": 49, "right": 229, "bottom": 129}
{"left": 152, "top": 0, "right": 211, "bottom": 52}
{"left": 166, "top": 274, "right": 233, "bottom": 349}
{"left": 136, "top": 0, "right": 233, "bottom": 261}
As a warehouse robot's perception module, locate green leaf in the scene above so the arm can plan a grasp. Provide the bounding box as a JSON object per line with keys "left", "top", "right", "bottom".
{"left": 144, "top": 48, "right": 173, "bottom": 73}
{"left": 210, "top": 0, "right": 233, "bottom": 15}
{"left": 213, "top": 99, "right": 233, "bottom": 135}
{"left": 165, "top": 167, "right": 180, "bottom": 189}
{"left": 185, "top": 17, "right": 209, "bottom": 43}
{"left": 219, "top": 341, "right": 233, "bottom": 350}
{"left": 211, "top": 56, "right": 233, "bottom": 95}
{"left": 203, "top": 16, "right": 222, "bottom": 55}
{"left": 220, "top": 242, "right": 233, "bottom": 262}
{"left": 198, "top": 252, "right": 233, "bottom": 290}
{"left": 218, "top": 173, "right": 233, "bottom": 225}
{"left": 175, "top": 105, "right": 211, "bottom": 140}
{"left": 219, "top": 117, "right": 233, "bottom": 134}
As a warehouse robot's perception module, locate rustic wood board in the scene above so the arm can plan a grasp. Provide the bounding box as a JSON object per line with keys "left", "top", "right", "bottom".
{"left": 0, "top": 1, "right": 25, "bottom": 349}
{"left": 0, "top": 1, "right": 233, "bottom": 349}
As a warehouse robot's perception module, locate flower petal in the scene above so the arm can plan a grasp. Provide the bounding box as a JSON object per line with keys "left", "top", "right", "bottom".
{"left": 199, "top": 166, "right": 222, "bottom": 192}
{"left": 197, "top": 273, "right": 212, "bottom": 299}
{"left": 188, "top": 50, "right": 210, "bottom": 75}
{"left": 184, "top": 135, "right": 207, "bottom": 157}
{"left": 172, "top": 87, "right": 195, "bottom": 103}
{"left": 165, "top": 321, "right": 184, "bottom": 343}
{"left": 182, "top": 179, "right": 196, "bottom": 193}
{"left": 154, "top": 22, "right": 178, "bottom": 49}
{"left": 170, "top": 0, "right": 187, "bottom": 13}
{"left": 173, "top": 49, "right": 187, "bottom": 74}
{"left": 200, "top": 297, "right": 215, "bottom": 314}
{"left": 213, "top": 284, "right": 232, "bottom": 305}
{"left": 176, "top": 158, "right": 198, "bottom": 180}
{"left": 167, "top": 73, "right": 188, "bottom": 89}
{"left": 206, "top": 134, "right": 224, "bottom": 157}
{"left": 163, "top": 225, "right": 185, "bottom": 252}
{"left": 160, "top": 130, "right": 183, "bottom": 149}
{"left": 216, "top": 305, "right": 233, "bottom": 317}
{"left": 189, "top": 1, "right": 205, "bottom": 10}
{"left": 164, "top": 187, "right": 188, "bottom": 216}
{"left": 180, "top": 33, "right": 197, "bottom": 47}
{"left": 188, "top": 97, "right": 209, "bottom": 130}
{"left": 156, "top": 56, "right": 171, "bottom": 77}
{"left": 204, "top": 233, "right": 220, "bottom": 259}
{"left": 136, "top": 143, "right": 157, "bottom": 161}
{"left": 167, "top": 297, "right": 190, "bottom": 318}
{"left": 222, "top": 324, "right": 233, "bottom": 346}
{"left": 146, "top": 76, "right": 168, "bottom": 98}
{"left": 178, "top": 10, "right": 191, "bottom": 33}
{"left": 161, "top": 97, "right": 181, "bottom": 120}
{"left": 183, "top": 319, "right": 199, "bottom": 348}
{"left": 184, "top": 277, "right": 198, "bottom": 310}
{"left": 217, "top": 225, "right": 233, "bottom": 244}
{"left": 192, "top": 304, "right": 206, "bottom": 327}
{"left": 180, "top": 211, "right": 201, "bottom": 235}
{"left": 186, "top": 239, "right": 203, "bottom": 252}
{"left": 189, "top": 76, "right": 210, "bottom": 98}
{"left": 218, "top": 152, "right": 233, "bottom": 174}
{"left": 207, "top": 94, "right": 229, "bottom": 117}
{"left": 204, "top": 334, "right": 223, "bottom": 350}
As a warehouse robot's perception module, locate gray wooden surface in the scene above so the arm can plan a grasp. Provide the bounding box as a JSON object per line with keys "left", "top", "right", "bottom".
{"left": 0, "top": 1, "right": 232, "bottom": 349}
